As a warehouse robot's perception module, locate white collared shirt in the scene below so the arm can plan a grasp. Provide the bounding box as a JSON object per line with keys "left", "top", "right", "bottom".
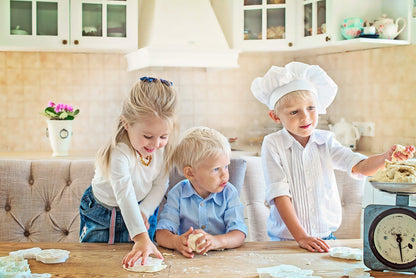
{"left": 261, "top": 128, "right": 366, "bottom": 240}
{"left": 92, "top": 143, "right": 168, "bottom": 239}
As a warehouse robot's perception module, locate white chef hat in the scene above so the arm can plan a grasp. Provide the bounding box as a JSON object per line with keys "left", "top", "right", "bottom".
{"left": 251, "top": 62, "right": 337, "bottom": 114}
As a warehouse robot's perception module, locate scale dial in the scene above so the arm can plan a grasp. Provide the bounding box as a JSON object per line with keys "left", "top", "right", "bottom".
{"left": 369, "top": 208, "right": 416, "bottom": 269}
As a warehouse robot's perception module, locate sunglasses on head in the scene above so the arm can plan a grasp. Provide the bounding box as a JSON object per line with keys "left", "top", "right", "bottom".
{"left": 140, "top": 76, "right": 173, "bottom": 86}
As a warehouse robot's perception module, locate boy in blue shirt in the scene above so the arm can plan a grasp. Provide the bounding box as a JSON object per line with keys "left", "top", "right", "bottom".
{"left": 155, "top": 127, "right": 247, "bottom": 258}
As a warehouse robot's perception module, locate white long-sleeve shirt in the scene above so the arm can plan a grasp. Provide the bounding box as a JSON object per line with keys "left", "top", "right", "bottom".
{"left": 92, "top": 143, "right": 168, "bottom": 239}
{"left": 261, "top": 128, "right": 366, "bottom": 240}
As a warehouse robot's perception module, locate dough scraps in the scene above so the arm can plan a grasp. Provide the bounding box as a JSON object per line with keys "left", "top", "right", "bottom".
{"left": 9, "top": 247, "right": 42, "bottom": 259}
{"left": 123, "top": 257, "right": 167, "bottom": 273}
{"left": 188, "top": 233, "right": 205, "bottom": 252}
{"left": 35, "top": 249, "right": 70, "bottom": 264}
{"left": 0, "top": 254, "right": 51, "bottom": 278}
{"left": 370, "top": 159, "right": 416, "bottom": 183}
{"left": 329, "top": 247, "right": 362, "bottom": 261}
{"left": 257, "top": 264, "right": 321, "bottom": 278}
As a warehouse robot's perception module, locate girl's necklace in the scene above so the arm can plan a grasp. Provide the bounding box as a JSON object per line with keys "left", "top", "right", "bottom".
{"left": 137, "top": 151, "right": 152, "bottom": 166}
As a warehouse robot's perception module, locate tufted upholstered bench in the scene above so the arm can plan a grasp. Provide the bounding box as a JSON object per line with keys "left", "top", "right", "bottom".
{"left": 0, "top": 157, "right": 363, "bottom": 243}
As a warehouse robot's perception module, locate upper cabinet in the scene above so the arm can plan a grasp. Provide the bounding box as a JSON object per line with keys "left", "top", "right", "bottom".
{"left": 0, "top": 0, "right": 138, "bottom": 52}
{"left": 223, "top": 0, "right": 412, "bottom": 53}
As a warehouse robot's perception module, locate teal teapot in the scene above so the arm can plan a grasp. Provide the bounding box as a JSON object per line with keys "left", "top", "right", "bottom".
{"left": 373, "top": 14, "right": 406, "bottom": 39}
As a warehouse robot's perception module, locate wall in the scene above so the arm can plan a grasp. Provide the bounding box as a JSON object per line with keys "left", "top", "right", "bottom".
{"left": 1, "top": 45, "right": 416, "bottom": 154}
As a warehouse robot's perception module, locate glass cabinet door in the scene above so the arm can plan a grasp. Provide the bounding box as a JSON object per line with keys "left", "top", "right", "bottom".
{"left": 243, "top": 0, "right": 286, "bottom": 41}
{"left": 1, "top": 0, "right": 69, "bottom": 48}
{"left": 10, "top": 0, "right": 59, "bottom": 36}
{"left": 302, "top": 0, "right": 326, "bottom": 38}
{"left": 71, "top": 0, "right": 134, "bottom": 50}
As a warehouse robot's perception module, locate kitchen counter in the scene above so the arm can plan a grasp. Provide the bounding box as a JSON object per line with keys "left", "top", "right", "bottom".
{"left": 0, "top": 239, "right": 402, "bottom": 278}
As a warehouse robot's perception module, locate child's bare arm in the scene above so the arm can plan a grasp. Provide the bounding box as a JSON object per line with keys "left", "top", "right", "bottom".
{"left": 192, "top": 229, "right": 245, "bottom": 254}
{"left": 155, "top": 228, "right": 195, "bottom": 258}
{"left": 352, "top": 145, "right": 415, "bottom": 176}
{"left": 274, "top": 196, "right": 329, "bottom": 253}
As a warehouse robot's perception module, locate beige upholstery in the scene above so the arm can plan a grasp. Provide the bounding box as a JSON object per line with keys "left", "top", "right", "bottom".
{"left": 240, "top": 156, "right": 364, "bottom": 241}
{"left": 0, "top": 159, "right": 95, "bottom": 242}
{"left": 0, "top": 157, "right": 362, "bottom": 242}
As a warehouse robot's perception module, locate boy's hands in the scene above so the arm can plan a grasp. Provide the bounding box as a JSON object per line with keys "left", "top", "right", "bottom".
{"left": 173, "top": 227, "right": 195, "bottom": 258}
{"left": 297, "top": 236, "right": 330, "bottom": 253}
{"left": 191, "top": 229, "right": 218, "bottom": 255}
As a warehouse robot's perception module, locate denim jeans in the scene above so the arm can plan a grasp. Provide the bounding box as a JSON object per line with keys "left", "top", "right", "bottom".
{"left": 79, "top": 185, "right": 158, "bottom": 243}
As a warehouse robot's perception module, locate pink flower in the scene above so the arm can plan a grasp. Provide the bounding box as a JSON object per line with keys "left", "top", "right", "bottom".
{"left": 48, "top": 101, "right": 55, "bottom": 108}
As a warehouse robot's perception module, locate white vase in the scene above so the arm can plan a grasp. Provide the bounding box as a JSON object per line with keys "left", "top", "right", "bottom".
{"left": 46, "top": 120, "right": 73, "bottom": 156}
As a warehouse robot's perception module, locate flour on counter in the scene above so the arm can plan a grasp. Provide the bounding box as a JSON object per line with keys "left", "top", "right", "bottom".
{"left": 257, "top": 264, "right": 321, "bottom": 278}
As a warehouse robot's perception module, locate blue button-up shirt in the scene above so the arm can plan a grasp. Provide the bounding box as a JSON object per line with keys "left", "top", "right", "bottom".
{"left": 156, "top": 179, "right": 247, "bottom": 236}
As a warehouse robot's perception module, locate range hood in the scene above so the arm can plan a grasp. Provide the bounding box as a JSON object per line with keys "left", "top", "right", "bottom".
{"left": 126, "top": 0, "right": 240, "bottom": 71}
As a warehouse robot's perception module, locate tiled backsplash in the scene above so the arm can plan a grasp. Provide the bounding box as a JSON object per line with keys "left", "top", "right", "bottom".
{"left": 1, "top": 45, "right": 416, "bottom": 154}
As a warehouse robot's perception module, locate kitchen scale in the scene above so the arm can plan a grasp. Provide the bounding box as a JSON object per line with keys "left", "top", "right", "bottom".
{"left": 363, "top": 181, "right": 416, "bottom": 273}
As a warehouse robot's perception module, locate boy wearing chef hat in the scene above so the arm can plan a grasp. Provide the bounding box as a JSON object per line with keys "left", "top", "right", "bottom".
{"left": 251, "top": 62, "right": 414, "bottom": 253}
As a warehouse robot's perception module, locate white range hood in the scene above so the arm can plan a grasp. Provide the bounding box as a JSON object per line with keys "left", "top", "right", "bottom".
{"left": 126, "top": 0, "right": 239, "bottom": 71}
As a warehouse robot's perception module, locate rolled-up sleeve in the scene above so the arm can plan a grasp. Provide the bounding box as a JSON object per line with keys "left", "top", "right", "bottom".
{"left": 224, "top": 187, "right": 248, "bottom": 236}
{"left": 262, "top": 137, "right": 291, "bottom": 203}
{"left": 156, "top": 185, "right": 181, "bottom": 234}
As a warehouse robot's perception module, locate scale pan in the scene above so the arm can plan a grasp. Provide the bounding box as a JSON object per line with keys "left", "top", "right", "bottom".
{"left": 369, "top": 181, "right": 416, "bottom": 194}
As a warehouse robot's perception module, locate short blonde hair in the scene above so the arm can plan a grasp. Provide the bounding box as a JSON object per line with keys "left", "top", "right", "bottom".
{"left": 170, "top": 127, "right": 231, "bottom": 174}
{"left": 274, "top": 90, "right": 315, "bottom": 114}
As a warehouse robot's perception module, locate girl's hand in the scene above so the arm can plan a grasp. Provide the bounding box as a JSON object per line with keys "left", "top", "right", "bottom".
{"left": 297, "top": 236, "right": 330, "bottom": 253}
{"left": 174, "top": 227, "right": 195, "bottom": 258}
{"left": 122, "top": 232, "right": 163, "bottom": 268}
{"left": 191, "top": 229, "right": 218, "bottom": 255}
{"left": 389, "top": 145, "right": 415, "bottom": 162}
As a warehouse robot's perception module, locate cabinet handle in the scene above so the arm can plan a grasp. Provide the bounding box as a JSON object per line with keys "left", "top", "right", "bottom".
{"left": 325, "top": 36, "right": 331, "bottom": 42}
{"left": 62, "top": 40, "right": 68, "bottom": 45}
{"left": 288, "top": 42, "right": 293, "bottom": 47}
{"left": 74, "top": 40, "right": 79, "bottom": 45}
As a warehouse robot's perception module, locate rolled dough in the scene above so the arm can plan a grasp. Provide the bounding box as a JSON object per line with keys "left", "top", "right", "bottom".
{"left": 123, "top": 257, "right": 167, "bottom": 273}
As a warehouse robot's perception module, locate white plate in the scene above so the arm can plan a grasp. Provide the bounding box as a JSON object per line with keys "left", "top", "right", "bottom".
{"left": 369, "top": 181, "right": 416, "bottom": 193}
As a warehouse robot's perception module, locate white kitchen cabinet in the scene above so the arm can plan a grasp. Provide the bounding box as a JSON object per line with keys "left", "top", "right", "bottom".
{"left": 0, "top": 0, "right": 138, "bottom": 52}
{"left": 226, "top": 0, "right": 412, "bottom": 53}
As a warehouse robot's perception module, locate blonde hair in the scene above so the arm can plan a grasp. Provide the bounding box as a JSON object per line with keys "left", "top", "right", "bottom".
{"left": 96, "top": 77, "right": 178, "bottom": 178}
{"left": 169, "top": 127, "right": 231, "bottom": 175}
{"left": 274, "top": 90, "right": 315, "bottom": 114}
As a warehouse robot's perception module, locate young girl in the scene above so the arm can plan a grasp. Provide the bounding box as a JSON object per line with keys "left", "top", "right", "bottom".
{"left": 79, "top": 76, "right": 178, "bottom": 267}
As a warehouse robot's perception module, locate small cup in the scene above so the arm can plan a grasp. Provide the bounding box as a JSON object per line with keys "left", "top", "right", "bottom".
{"left": 363, "top": 26, "right": 376, "bottom": 35}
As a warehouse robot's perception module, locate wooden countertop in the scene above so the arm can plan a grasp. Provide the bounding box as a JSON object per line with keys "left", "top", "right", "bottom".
{"left": 0, "top": 240, "right": 413, "bottom": 277}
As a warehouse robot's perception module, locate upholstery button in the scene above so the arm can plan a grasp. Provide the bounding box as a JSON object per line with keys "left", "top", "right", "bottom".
{"left": 5, "top": 204, "right": 11, "bottom": 211}
{"left": 63, "top": 230, "right": 69, "bottom": 236}
{"left": 24, "top": 231, "right": 30, "bottom": 237}
{"left": 28, "top": 178, "right": 34, "bottom": 185}
{"left": 66, "top": 180, "right": 71, "bottom": 186}
{"left": 45, "top": 204, "right": 51, "bottom": 212}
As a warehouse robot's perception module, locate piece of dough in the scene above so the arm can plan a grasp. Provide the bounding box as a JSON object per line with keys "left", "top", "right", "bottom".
{"left": 35, "top": 249, "right": 70, "bottom": 264}
{"left": 123, "top": 257, "right": 167, "bottom": 273}
{"left": 370, "top": 159, "right": 416, "bottom": 183}
{"left": 9, "top": 247, "right": 42, "bottom": 259}
{"left": 329, "top": 247, "right": 362, "bottom": 261}
{"left": 188, "top": 233, "right": 205, "bottom": 252}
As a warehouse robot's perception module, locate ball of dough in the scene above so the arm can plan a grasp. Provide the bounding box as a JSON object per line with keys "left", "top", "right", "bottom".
{"left": 188, "top": 233, "right": 205, "bottom": 252}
